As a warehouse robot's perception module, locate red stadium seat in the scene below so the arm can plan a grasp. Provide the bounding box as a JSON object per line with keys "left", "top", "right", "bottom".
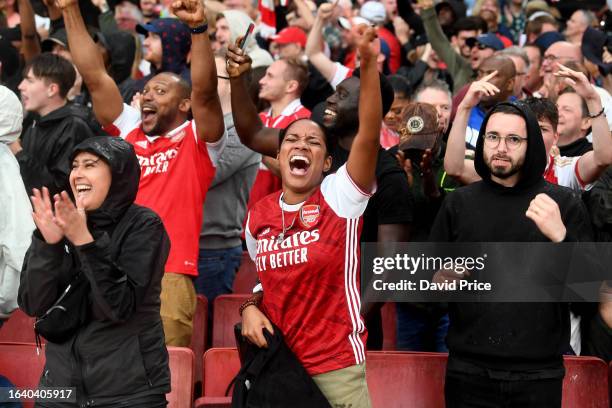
{"left": 195, "top": 347, "right": 240, "bottom": 408}
{"left": 0, "top": 342, "right": 46, "bottom": 408}
{"left": 367, "top": 351, "right": 447, "bottom": 407}
{"left": 232, "top": 252, "right": 257, "bottom": 294}
{"left": 191, "top": 295, "right": 208, "bottom": 385}
{"left": 0, "top": 309, "right": 39, "bottom": 344}
{"left": 381, "top": 303, "right": 397, "bottom": 350}
{"left": 190, "top": 350, "right": 610, "bottom": 408}
{"left": 562, "top": 356, "right": 609, "bottom": 408}
{"left": 166, "top": 346, "right": 195, "bottom": 408}
{"left": 212, "top": 294, "right": 250, "bottom": 348}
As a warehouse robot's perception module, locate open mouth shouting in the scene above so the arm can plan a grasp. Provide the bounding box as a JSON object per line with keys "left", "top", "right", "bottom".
{"left": 289, "top": 154, "right": 311, "bottom": 176}
{"left": 141, "top": 103, "right": 158, "bottom": 128}
{"left": 75, "top": 183, "right": 93, "bottom": 199}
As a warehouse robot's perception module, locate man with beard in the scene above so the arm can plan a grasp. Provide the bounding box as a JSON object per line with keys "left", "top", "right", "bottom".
{"left": 58, "top": 0, "right": 226, "bottom": 346}
{"left": 445, "top": 64, "right": 612, "bottom": 191}
{"left": 430, "top": 99, "right": 594, "bottom": 406}
{"left": 225, "top": 35, "right": 413, "bottom": 350}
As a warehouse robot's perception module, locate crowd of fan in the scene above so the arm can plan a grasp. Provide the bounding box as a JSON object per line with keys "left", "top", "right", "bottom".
{"left": 0, "top": 0, "right": 611, "bottom": 405}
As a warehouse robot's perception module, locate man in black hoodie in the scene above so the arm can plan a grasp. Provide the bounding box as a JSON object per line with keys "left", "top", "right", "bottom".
{"left": 10, "top": 53, "right": 96, "bottom": 197}
{"left": 430, "top": 100, "right": 593, "bottom": 407}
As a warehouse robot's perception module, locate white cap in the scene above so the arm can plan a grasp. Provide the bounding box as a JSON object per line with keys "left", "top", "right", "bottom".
{"left": 338, "top": 16, "right": 371, "bottom": 30}
{"left": 0, "top": 86, "right": 23, "bottom": 144}
{"left": 360, "top": 1, "right": 386, "bottom": 25}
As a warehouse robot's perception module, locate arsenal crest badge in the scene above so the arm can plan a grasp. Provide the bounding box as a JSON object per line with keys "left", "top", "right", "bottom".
{"left": 299, "top": 204, "right": 321, "bottom": 228}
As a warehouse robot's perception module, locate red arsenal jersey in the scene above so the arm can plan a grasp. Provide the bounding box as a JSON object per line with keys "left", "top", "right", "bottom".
{"left": 104, "top": 104, "right": 226, "bottom": 275}
{"left": 246, "top": 164, "right": 373, "bottom": 375}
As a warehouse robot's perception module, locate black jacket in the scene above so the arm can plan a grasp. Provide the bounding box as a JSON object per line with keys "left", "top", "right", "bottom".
{"left": 16, "top": 103, "right": 97, "bottom": 197}
{"left": 430, "top": 102, "right": 593, "bottom": 374}
{"left": 232, "top": 326, "right": 331, "bottom": 408}
{"left": 18, "top": 137, "right": 171, "bottom": 407}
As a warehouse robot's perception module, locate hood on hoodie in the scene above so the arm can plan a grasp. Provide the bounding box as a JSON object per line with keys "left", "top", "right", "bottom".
{"left": 137, "top": 18, "right": 191, "bottom": 75}
{"left": 474, "top": 101, "right": 547, "bottom": 190}
{"left": 70, "top": 136, "right": 141, "bottom": 227}
{"left": 221, "top": 10, "right": 273, "bottom": 68}
{"left": 103, "top": 31, "right": 137, "bottom": 84}
{"left": 0, "top": 85, "right": 22, "bottom": 144}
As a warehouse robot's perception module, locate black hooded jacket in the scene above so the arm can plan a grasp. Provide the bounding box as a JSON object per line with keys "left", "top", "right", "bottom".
{"left": 104, "top": 30, "right": 140, "bottom": 104}
{"left": 16, "top": 103, "right": 97, "bottom": 197}
{"left": 19, "top": 137, "right": 171, "bottom": 407}
{"left": 429, "top": 102, "right": 593, "bottom": 374}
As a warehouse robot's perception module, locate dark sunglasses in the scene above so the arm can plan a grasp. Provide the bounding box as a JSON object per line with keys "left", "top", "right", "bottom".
{"left": 471, "top": 42, "right": 490, "bottom": 50}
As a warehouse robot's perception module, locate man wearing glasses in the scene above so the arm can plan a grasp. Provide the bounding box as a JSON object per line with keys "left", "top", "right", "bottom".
{"left": 539, "top": 41, "right": 582, "bottom": 94}
{"left": 537, "top": 40, "right": 612, "bottom": 138}
{"left": 431, "top": 95, "right": 594, "bottom": 406}
{"left": 465, "top": 33, "right": 505, "bottom": 72}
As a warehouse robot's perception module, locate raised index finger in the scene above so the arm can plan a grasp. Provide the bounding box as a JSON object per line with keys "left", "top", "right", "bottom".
{"left": 481, "top": 70, "right": 498, "bottom": 83}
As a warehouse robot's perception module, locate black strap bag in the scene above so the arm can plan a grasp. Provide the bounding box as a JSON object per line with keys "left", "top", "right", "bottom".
{"left": 34, "top": 272, "right": 90, "bottom": 344}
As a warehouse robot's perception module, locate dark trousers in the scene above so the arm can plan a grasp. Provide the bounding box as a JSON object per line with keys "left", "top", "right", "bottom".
{"left": 444, "top": 371, "right": 562, "bottom": 408}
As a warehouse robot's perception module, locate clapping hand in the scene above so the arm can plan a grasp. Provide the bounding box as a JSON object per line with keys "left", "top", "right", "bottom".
{"left": 30, "top": 188, "right": 93, "bottom": 246}
{"left": 53, "top": 192, "right": 93, "bottom": 246}
{"left": 31, "top": 187, "right": 64, "bottom": 244}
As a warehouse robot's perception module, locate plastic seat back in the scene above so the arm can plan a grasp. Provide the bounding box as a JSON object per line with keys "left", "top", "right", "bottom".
{"left": 562, "top": 355, "right": 609, "bottom": 408}
{"left": 191, "top": 294, "right": 208, "bottom": 385}
{"left": 195, "top": 347, "right": 240, "bottom": 408}
{"left": 166, "top": 346, "right": 195, "bottom": 408}
{"left": 232, "top": 252, "right": 257, "bottom": 294}
{"left": 0, "top": 342, "right": 46, "bottom": 408}
{"left": 0, "top": 309, "right": 38, "bottom": 344}
{"left": 366, "top": 351, "right": 447, "bottom": 408}
{"left": 212, "top": 295, "right": 250, "bottom": 348}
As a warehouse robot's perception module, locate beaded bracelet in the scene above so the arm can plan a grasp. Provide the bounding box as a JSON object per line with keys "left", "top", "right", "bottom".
{"left": 239, "top": 292, "right": 263, "bottom": 316}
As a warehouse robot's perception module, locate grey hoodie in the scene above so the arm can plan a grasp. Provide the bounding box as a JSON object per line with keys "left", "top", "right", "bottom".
{"left": 0, "top": 86, "right": 34, "bottom": 319}
{"left": 199, "top": 113, "right": 260, "bottom": 249}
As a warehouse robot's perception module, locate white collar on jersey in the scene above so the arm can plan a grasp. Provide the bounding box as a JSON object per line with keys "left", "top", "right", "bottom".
{"left": 144, "top": 120, "right": 191, "bottom": 143}
{"left": 265, "top": 98, "right": 304, "bottom": 119}
{"left": 279, "top": 192, "right": 304, "bottom": 212}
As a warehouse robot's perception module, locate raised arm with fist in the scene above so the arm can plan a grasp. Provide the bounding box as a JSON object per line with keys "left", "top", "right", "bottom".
{"left": 170, "top": 0, "right": 207, "bottom": 28}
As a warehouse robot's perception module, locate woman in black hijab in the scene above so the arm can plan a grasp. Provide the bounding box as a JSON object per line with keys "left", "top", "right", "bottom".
{"left": 19, "top": 136, "right": 171, "bottom": 408}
